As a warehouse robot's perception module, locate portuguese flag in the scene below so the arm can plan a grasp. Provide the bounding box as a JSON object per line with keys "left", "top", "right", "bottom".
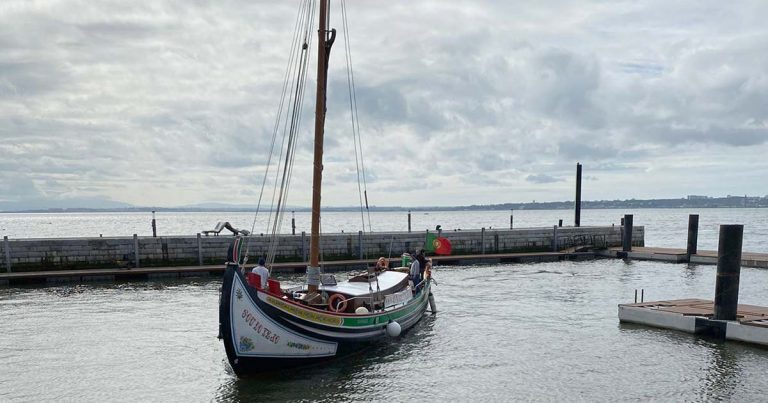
{"left": 426, "top": 233, "right": 452, "bottom": 255}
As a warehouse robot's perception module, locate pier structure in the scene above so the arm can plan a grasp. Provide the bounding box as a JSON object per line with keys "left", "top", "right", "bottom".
{"left": 0, "top": 225, "right": 641, "bottom": 285}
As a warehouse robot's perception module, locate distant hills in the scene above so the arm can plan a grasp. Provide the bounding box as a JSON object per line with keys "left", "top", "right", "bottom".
{"left": 1, "top": 195, "right": 766, "bottom": 213}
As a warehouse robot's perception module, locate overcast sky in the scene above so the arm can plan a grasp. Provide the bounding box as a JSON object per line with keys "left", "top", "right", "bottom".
{"left": 1, "top": 0, "right": 767, "bottom": 210}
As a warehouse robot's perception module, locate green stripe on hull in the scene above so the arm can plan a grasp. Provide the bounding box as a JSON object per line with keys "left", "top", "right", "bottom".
{"left": 341, "top": 285, "right": 429, "bottom": 327}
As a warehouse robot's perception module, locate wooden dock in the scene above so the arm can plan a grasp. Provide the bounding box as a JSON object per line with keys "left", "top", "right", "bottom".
{"left": 619, "top": 299, "right": 768, "bottom": 347}
{"left": 598, "top": 247, "right": 768, "bottom": 269}
{"left": 0, "top": 250, "right": 593, "bottom": 286}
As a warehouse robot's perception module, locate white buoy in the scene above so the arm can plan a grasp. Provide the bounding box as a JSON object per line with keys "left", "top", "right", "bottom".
{"left": 428, "top": 293, "right": 437, "bottom": 313}
{"left": 355, "top": 306, "right": 369, "bottom": 314}
{"left": 386, "top": 320, "right": 401, "bottom": 337}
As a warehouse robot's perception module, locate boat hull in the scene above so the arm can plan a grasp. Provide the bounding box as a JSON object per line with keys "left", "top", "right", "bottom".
{"left": 219, "top": 265, "right": 430, "bottom": 375}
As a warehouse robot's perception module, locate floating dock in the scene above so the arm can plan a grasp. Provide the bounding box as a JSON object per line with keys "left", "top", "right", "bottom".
{"left": 619, "top": 299, "right": 768, "bottom": 347}
{"left": 598, "top": 247, "right": 768, "bottom": 269}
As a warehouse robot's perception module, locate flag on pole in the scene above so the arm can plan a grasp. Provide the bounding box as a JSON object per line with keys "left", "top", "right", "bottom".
{"left": 426, "top": 233, "right": 452, "bottom": 255}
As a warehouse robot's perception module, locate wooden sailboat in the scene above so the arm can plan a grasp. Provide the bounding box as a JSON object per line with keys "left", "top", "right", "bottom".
{"left": 218, "top": 1, "right": 434, "bottom": 375}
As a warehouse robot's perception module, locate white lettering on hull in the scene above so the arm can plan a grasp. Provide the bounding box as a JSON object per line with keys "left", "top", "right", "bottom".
{"left": 231, "top": 275, "right": 337, "bottom": 357}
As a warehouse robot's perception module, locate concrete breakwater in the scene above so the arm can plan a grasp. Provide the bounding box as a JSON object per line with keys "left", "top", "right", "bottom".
{"left": 1, "top": 226, "right": 643, "bottom": 272}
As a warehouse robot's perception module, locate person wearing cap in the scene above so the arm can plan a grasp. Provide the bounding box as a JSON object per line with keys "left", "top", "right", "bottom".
{"left": 251, "top": 257, "right": 270, "bottom": 289}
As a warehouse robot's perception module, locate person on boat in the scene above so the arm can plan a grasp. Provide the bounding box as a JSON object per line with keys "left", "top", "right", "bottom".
{"left": 409, "top": 251, "right": 422, "bottom": 291}
{"left": 251, "top": 257, "right": 269, "bottom": 289}
{"left": 375, "top": 257, "right": 389, "bottom": 271}
{"left": 416, "top": 249, "right": 428, "bottom": 279}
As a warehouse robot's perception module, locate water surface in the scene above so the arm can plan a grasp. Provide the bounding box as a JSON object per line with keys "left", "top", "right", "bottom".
{"left": 2, "top": 259, "right": 767, "bottom": 401}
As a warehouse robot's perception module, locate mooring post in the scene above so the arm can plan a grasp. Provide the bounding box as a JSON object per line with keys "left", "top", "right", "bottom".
{"left": 197, "top": 233, "right": 203, "bottom": 266}
{"left": 558, "top": 219, "right": 563, "bottom": 228}
{"left": 358, "top": 230, "right": 363, "bottom": 260}
{"left": 301, "top": 231, "right": 307, "bottom": 262}
{"left": 407, "top": 210, "right": 412, "bottom": 233}
{"left": 481, "top": 227, "right": 486, "bottom": 254}
{"left": 4, "top": 236, "right": 10, "bottom": 273}
{"left": 713, "top": 225, "right": 743, "bottom": 321}
{"left": 622, "top": 214, "right": 633, "bottom": 252}
{"left": 552, "top": 225, "right": 559, "bottom": 251}
{"left": 133, "top": 234, "right": 140, "bottom": 268}
{"left": 291, "top": 211, "right": 296, "bottom": 235}
{"left": 510, "top": 209, "right": 514, "bottom": 229}
{"left": 686, "top": 214, "right": 699, "bottom": 260}
{"left": 575, "top": 162, "right": 582, "bottom": 227}
{"left": 151, "top": 210, "right": 157, "bottom": 238}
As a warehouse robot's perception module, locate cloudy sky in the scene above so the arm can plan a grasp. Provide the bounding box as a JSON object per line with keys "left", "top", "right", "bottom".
{"left": 1, "top": 0, "right": 767, "bottom": 210}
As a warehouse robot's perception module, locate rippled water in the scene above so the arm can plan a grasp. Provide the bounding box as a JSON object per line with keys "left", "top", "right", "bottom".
{"left": 2, "top": 259, "right": 767, "bottom": 401}
{"left": 1, "top": 208, "right": 767, "bottom": 253}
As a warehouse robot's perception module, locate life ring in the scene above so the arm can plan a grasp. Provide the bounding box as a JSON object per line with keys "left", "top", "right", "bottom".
{"left": 328, "top": 293, "right": 348, "bottom": 312}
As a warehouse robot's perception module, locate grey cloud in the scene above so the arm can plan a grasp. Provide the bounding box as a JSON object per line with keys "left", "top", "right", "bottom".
{"left": 526, "top": 174, "right": 565, "bottom": 184}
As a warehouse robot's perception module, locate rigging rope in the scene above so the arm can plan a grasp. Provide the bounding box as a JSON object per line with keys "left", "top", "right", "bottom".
{"left": 244, "top": 0, "right": 316, "bottom": 270}
{"left": 340, "top": 0, "right": 373, "bottom": 244}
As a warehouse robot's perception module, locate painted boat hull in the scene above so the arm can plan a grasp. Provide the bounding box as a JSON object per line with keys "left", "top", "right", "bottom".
{"left": 218, "top": 265, "right": 431, "bottom": 375}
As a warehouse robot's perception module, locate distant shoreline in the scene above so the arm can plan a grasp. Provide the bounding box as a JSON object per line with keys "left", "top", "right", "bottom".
{"left": 2, "top": 196, "right": 766, "bottom": 214}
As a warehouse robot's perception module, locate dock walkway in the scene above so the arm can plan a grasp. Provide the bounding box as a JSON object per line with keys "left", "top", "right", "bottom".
{"left": 0, "top": 251, "right": 593, "bottom": 286}
{"left": 598, "top": 247, "right": 768, "bottom": 269}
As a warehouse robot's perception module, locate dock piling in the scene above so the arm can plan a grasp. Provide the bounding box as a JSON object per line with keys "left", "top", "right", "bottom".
{"left": 634, "top": 289, "right": 637, "bottom": 303}
{"left": 713, "top": 225, "right": 743, "bottom": 321}
{"left": 510, "top": 210, "right": 514, "bottom": 229}
{"left": 151, "top": 211, "right": 157, "bottom": 238}
{"left": 575, "top": 163, "right": 582, "bottom": 227}
{"left": 558, "top": 219, "right": 563, "bottom": 228}
{"left": 407, "top": 211, "right": 411, "bottom": 233}
{"left": 197, "top": 233, "right": 203, "bottom": 266}
{"left": 481, "top": 228, "right": 486, "bottom": 254}
{"left": 358, "top": 231, "right": 363, "bottom": 260}
{"left": 686, "top": 214, "right": 699, "bottom": 260}
{"left": 641, "top": 289, "right": 644, "bottom": 303}
{"left": 622, "top": 215, "right": 634, "bottom": 252}
{"left": 133, "top": 234, "right": 140, "bottom": 268}
{"left": 3, "top": 236, "right": 10, "bottom": 273}
{"left": 291, "top": 211, "right": 296, "bottom": 235}
{"left": 552, "top": 225, "right": 559, "bottom": 251}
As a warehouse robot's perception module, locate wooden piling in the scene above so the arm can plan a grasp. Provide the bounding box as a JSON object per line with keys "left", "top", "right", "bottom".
{"left": 713, "top": 225, "right": 743, "bottom": 321}
{"left": 510, "top": 210, "right": 514, "bottom": 229}
{"left": 622, "top": 215, "right": 633, "bottom": 252}
{"left": 558, "top": 219, "right": 563, "bottom": 228}
{"left": 686, "top": 214, "right": 699, "bottom": 260}
{"left": 575, "top": 163, "right": 582, "bottom": 227}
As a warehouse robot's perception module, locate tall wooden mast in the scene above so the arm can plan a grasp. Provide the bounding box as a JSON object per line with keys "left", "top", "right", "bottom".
{"left": 308, "top": 0, "right": 333, "bottom": 293}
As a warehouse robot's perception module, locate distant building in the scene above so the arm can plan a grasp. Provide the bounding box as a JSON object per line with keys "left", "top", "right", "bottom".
{"left": 687, "top": 195, "right": 709, "bottom": 200}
